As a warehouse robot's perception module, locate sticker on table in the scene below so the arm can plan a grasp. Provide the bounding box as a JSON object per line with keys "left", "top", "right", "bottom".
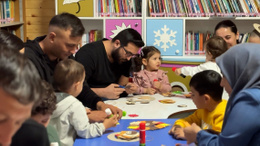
{"left": 128, "top": 121, "right": 170, "bottom": 130}
{"left": 159, "top": 99, "right": 176, "bottom": 104}
{"left": 107, "top": 131, "right": 139, "bottom": 142}
{"left": 128, "top": 114, "right": 139, "bottom": 117}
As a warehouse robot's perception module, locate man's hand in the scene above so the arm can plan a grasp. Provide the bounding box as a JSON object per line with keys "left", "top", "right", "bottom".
{"left": 105, "top": 84, "right": 125, "bottom": 99}
{"left": 183, "top": 123, "right": 202, "bottom": 144}
{"left": 87, "top": 110, "right": 107, "bottom": 123}
{"left": 125, "top": 83, "right": 137, "bottom": 94}
{"left": 97, "top": 101, "right": 123, "bottom": 120}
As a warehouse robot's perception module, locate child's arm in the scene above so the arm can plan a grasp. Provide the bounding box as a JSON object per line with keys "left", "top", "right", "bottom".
{"left": 71, "top": 101, "right": 106, "bottom": 138}
{"left": 133, "top": 71, "right": 156, "bottom": 94}
{"left": 180, "top": 62, "right": 218, "bottom": 77}
{"left": 132, "top": 72, "right": 144, "bottom": 94}
{"left": 169, "top": 110, "right": 200, "bottom": 138}
{"left": 174, "top": 110, "right": 200, "bottom": 127}
{"left": 154, "top": 71, "right": 172, "bottom": 93}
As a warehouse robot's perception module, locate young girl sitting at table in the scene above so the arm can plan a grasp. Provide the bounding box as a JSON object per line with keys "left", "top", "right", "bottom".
{"left": 132, "top": 46, "right": 171, "bottom": 95}
{"left": 169, "top": 70, "right": 227, "bottom": 140}
{"left": 49, "top": 59, "right": 118, "bottom": 146}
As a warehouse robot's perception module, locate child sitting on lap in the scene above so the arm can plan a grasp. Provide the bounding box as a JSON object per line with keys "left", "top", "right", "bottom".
{"left": 175, "top": 36, "right": 228, "bottom": 77}
{"left": 132, "top": 46, "right": 171, "bottom": 95}
{"left": 49, "top": 59, "right": 118, "bottom": 146}
{"left": 169, "top": 70, "right": 227, "bottom": 140}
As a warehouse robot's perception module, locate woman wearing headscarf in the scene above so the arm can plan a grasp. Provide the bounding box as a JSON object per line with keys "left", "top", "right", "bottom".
{"left": 183, "top": 43, "right": 260, "bottom": 146}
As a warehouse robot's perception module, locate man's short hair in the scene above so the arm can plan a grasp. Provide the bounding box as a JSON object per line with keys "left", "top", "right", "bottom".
{"left": 0, "top": 47, "right": 41, "bottom": 104}
{"left": 49, "top": 12, "right": 85, "bottom": 37}
{"left": 112, "top": 28, "right": 144, "bottom": 48}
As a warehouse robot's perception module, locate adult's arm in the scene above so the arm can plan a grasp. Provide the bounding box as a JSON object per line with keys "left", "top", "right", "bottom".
{"left": 76, "top": 82, "right": 102, "bottom": 110}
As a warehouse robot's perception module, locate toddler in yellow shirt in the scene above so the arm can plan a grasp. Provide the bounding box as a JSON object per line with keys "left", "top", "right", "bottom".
{"left": 169, "top": 70, "right": 227, "bottom": 140}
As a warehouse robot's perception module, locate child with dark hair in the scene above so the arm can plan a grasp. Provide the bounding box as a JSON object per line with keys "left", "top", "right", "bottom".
{"left": 49, "top": 59, "right": 118, "bottom": 146}
{"left": 0, "top": 29, "right": 24, "bottom": 52}
{"left": 31, "top": 80, "right": 60, "bottom": 146}
{"left": 169, "top": 70, "right": 227, "bottom": 140}
{"left": 175, "top": 36, "right": 228, "bottom": 77}
{"left": 31, "top": 80, "right": 57, "bottom": 127}
{"left": 11, "top": 80, "right": 58, "bottom": 146}
{"left": 132, "top": 46, "right": 171, "bottom": 94}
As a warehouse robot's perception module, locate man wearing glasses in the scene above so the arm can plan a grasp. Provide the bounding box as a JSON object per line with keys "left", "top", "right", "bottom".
{"left": 76, "top": 28, "right": 145, "bottom": 100}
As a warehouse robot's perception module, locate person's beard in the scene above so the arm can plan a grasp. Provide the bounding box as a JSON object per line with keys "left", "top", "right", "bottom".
{"left": 111, "top": 47, "right": 127, "bottom": 64}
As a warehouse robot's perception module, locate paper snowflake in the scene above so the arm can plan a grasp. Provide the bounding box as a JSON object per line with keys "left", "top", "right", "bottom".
{"left": 153, "top": 25, "right": 177, "bottom": 52}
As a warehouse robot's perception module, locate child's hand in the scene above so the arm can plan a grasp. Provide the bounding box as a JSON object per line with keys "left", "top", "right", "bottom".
{"left": 146, "top": 88, "right": 156, "bottom": 95}
{"left": 153, "top": 80, "right": 161, "bottom": 90}
{"left": 103, "top": 115, "right": 118, "bottom": 129}
{"left": 125, "top": 83, "right": 138, "bottom": 94}
{"left": 169, "top": 125, "right": 185, "bottom": 140}
{"left": 169, "top": 125, "right": 181, "bottom": 135}
{"left": 175, "top": 68, "right": 181, "bottom": 76}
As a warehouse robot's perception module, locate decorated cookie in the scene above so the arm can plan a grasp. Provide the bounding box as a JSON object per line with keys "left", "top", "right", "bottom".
{"left": 128, "top": 121, "right": 170, "bottom": 130}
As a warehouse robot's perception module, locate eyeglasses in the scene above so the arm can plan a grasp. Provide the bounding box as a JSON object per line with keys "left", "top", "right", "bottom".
{"left": 121, "top": 46, "right": 138, "bottom": 57}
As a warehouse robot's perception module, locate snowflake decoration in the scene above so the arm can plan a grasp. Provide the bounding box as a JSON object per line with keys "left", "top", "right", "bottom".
{"left": 153, "top": 25, "right": 177, "bottom": 52}
{"left": 110, "top": 23, "right": 131, "bottom": 38}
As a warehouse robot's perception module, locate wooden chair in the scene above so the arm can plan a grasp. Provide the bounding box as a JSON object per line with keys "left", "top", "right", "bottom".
{"left": 167, "top": 109, "right": 196, "bottom": 119}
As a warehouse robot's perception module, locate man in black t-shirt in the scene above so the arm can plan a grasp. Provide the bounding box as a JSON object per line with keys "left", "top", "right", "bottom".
{"left": 76, "top": 28, "right": 145, "bottom": 99}
{"left": 24, "top": 13, "right": 122, "bottom": 122}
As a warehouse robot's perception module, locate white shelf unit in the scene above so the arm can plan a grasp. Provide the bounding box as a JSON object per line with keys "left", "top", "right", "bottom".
{"left": 55, "top": 0, "right": 260, "bottom": 62}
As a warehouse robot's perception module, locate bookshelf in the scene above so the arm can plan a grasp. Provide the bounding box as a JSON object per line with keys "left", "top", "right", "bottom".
{"left": 0, "top": 0, "right": 24, "bottom": 41}
{"left": 55, "top": 0, "right": 260, "bottom": 62}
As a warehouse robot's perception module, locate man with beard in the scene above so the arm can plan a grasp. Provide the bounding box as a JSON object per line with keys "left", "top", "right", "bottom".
{"left": 75, "top": 28, "right": 145, "bottom": 100}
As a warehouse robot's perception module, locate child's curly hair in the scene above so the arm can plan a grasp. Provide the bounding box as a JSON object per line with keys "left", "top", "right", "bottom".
{"left": 31, "top": 80, "right": 57, "bottom": 116}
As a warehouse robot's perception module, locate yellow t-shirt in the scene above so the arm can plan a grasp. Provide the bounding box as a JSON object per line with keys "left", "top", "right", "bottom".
{"left": 174, "top": 100, "right": 227, "bottom": 132}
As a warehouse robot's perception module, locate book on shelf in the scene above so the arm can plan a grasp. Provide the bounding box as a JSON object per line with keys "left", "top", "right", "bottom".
{"left": 88, "top": 30, "right": 102, "bottom": 43}
{"left": 0, "top": 0, "right": 15, "bottom": 24}
{"left": 98, "top": 0, "right": 141, "bottom": 17}
{"left": 147, "top": 0, "right": 260, "bottom": 17}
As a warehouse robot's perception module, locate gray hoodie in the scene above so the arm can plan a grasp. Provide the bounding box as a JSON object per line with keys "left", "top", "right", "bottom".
{"left": 49, "top": 92, "right": 105, "bottom": 146}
